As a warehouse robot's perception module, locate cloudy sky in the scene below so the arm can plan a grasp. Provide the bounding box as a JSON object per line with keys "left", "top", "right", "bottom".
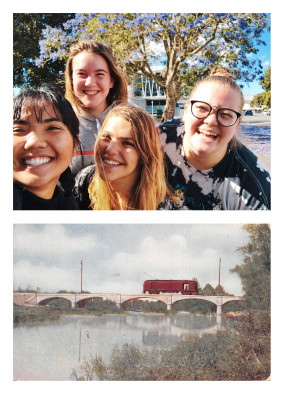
{"left": 13, "top": 224, "right": 253, "bottom": 296}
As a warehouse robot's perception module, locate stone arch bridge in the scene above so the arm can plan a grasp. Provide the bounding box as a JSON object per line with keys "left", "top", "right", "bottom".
{"left": 14, "top": 292, "right": 242, "bottom": 320}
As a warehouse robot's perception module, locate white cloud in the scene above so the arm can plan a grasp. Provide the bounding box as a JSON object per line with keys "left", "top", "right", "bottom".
{"left": 14, "top": 225, "right": 108, "bottom": 259}
{"left": 13, "top": 225, "right": 247, "bottom": 295}
{"left": 14, "top": 260, "right": 79, "bottom": 292}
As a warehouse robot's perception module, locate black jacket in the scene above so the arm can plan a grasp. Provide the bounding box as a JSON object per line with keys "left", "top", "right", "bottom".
{"left": 13, "top": 182, "right": 79, "bottom": 210}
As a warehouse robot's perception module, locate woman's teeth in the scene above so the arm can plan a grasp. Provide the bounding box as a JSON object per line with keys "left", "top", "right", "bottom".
{"left": 104, "top": 159, "right": 122, "bottom": 166}
{"left": 198, "top": 129, "right": 218, "bottom": 138}
{"left": 23, "top": 157, "right": 52, "bottom": 166}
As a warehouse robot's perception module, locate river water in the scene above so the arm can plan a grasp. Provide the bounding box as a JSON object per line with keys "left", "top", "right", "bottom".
{"left": 13, "top": 312, "right": 221, "bottom": 381}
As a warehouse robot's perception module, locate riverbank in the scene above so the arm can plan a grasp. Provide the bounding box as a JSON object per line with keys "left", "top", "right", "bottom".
{"left": 72, "top": 311, "right": 270, "bottom": 381}
{"left": 13, "top": 304, "right": 123, "bottom": 326}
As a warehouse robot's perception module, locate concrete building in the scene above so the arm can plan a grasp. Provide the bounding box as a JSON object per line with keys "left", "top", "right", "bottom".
{"left": 128, "top": 67, "right": 256, "bottom": 118}
{"left": 128, "top": 66, "right": 186, "bottom": 118}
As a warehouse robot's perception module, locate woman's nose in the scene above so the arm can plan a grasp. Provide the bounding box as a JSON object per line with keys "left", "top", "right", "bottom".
{"left": 203, "top": 109, "right": 218, "bottom": 126}
{"left": 85, "top": 75, "right": 95, "bottom": 86}
{"left": 24, "top": 132, "right": 47, "bottom": 150}
{"left": 106, "top": 140, "right": 119, "bottom": 154}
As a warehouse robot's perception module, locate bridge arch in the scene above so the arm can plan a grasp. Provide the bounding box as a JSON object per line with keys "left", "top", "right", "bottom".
{"left": 38, "top": 296, "right": 73, "bottom": 308}
{"left": 76, "top": 296, "right": 105, "bottom": 308}
{"left": 120, "top": 295, "right": 168, "bottom": 310}
{"left": 171, "top": 297, "right": 217, "bottom": 311}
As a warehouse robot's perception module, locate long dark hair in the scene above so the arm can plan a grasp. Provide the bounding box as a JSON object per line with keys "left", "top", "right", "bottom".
{"left": 13, "top": 86, "right": 81, "bottom": 194}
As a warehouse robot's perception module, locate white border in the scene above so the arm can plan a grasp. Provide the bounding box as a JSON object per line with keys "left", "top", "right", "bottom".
{"left": 2, "top": 1, "right": 283, "bottom": 398}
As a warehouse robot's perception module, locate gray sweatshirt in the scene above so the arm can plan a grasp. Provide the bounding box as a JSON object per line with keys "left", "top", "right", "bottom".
{"left": 69, "top": 106, "right": 112, "bottom": 175}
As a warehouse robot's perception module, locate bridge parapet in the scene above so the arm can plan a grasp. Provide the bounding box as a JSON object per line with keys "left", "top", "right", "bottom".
{"left": 13, "top": 293, "right": 243, "bottom": 309}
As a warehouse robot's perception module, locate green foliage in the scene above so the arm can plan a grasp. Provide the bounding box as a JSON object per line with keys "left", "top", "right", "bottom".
{"left": 70, "top": 355, "right": 107, "bottom": 381}
{"left": 13, "top": 13, "right": 75, "bottom": 89}
{"left": 48, "top": 299, "right": 72, "bottom": 310}
{"left": 109, "top": 344, "right": 145, "bottom": 380}
{"left": 13, "top": 304, "right": 61, "bottom": 325}
{"left": 85, "top": 299, "right": 118, "bottom": 312}
{"left": 124, "top": 300, "right": 166, "bottom": 312}
{"left": 200, "top": 283, "right": 216, "bottom": 295}
{"left": 251, "top": 92, "right": 266, "bottom": 108}
{"left": 14, "top": 285, "right": 37, "bottom": 293}
{"left": 260, "top": 66, "right": 271, "bottom": 92}
{"left": 264, "top": 90, "right": 271, "bottom": 108}
{"left": 14, "top": 13, "right": 270, "bottom": 121}
{"left": 231, "top": 224, "right": 270, "bottom": 311}
{"left": 172, "top": 299, "right": 216, "bottom": 313}
{"left": 251, "top": 67, "right": 271, "bottom": 108}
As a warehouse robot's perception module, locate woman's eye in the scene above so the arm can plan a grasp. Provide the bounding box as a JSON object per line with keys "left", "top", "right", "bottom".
{"left": 219, "top": 111, "right": 233, "bottom": 119}
{"left": 101, "top": 135, "right": 111, "bottom": 141}
{"left": 47, "top": 125, "right": 62, "bottom": 131}
{"left": 13, "top": 126, "right": 26, "bottom": 134}
{"left": 197, "top": 106, "right": 208, "bottom": 112}
{"left": 123, "top": 141, "right": 134, "bottom": 147}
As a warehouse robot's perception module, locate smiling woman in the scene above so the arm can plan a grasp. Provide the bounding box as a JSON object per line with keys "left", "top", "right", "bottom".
{"left": 160, "top": 67, "right": 271, "bottom": 210}
{"left": 65, "top": 40, "right": 128, "bottom": 175}
{"left": 73, "top": 105, "right": 177, "bottom": 210}
{"left": 13, "top": 88, "right": 80, "bottom": 210}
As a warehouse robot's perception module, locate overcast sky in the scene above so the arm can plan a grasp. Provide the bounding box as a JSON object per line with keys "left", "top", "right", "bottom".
{"left": 13, "top": 224, "right": 252, "bottom": 296}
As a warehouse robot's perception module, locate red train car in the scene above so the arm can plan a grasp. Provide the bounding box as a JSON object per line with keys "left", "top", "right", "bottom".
{"left": 143, "top": 280, "right": 198, "bottom": 295}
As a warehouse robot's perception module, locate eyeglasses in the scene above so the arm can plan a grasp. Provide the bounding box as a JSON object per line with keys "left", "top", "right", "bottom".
{"left": 190, "top": 100, "right": 241, "bottom": 127}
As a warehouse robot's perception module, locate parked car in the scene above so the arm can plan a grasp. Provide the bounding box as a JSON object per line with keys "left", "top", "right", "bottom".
{"left": 244, "top": 110, "right": 253, "bottom": 116}
{"left": 263, "top": 110, "right": 271, "bottom": 115}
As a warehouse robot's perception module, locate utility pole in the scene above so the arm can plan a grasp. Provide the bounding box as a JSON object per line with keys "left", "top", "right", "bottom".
{"left": 80, "top": 260, "right": 83, "bottom": 293}
{"left": 218, "top": 257, "right": 221, "bottom": 296}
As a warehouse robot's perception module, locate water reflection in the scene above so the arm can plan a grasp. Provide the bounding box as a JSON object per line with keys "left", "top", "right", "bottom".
{"left": 14, "top": 313, "right": 223, "bottom": 381}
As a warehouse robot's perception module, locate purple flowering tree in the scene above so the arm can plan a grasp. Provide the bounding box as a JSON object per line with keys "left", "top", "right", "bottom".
{"left": 36, "top": 13, "right": 269, "bottom": 122}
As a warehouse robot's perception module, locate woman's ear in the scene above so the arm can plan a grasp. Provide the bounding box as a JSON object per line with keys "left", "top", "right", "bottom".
{"left": 109, "top": 77, "right": 114, "bottom": 89}
{"left": 73, "top": 136, "right": 79, "bottom": 155}
{"left": 182, "top": 102, "right": 190, "bottom": 123}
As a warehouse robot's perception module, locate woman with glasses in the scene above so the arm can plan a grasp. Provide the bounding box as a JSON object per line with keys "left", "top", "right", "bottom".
{"left": 160, "top": 67, "right": 271, "bottom": 210}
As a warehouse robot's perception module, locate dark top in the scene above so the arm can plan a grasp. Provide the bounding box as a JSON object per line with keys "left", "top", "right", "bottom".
{"left": 13, "top": 182, "right": 79, "bottom": 210}
{"left": 159, "top": 118, "right": 271, "bottom": 210}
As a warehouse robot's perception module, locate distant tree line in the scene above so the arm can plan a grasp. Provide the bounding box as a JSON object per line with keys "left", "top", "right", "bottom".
{"left": 251, "top": 66, "right": 271, "bottom": 109}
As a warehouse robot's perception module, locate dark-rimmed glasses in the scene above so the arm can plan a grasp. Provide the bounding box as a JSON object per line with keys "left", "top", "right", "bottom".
{"left": 190, "top": 100, "right": 241, "bottom": 127}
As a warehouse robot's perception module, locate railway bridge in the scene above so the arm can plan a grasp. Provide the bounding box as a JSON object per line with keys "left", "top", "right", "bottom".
{"left": 13, "top": 292, "right": 242, "bottom": 321}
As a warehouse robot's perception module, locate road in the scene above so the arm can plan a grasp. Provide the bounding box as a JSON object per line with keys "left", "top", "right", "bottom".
{"left": 241, "top": 114, "right": 270, "bottom": 126}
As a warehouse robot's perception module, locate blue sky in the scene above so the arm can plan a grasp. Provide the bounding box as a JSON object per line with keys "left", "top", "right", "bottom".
{"left": 238, "top": 28, "right": 271, "bottom": 95}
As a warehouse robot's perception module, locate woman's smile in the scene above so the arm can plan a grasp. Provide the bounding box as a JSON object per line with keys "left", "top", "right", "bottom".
{"left": 13, "top": 102, "right": 75, "bottom": 199}
{"left": 197, "top": 128, "right": 219, "bottom": 140}
{"left": 102, "top": 158, "right": 124, "bottom": 167}
{"left": 183, "top": 81, "right": 241, "bottom": 169}
{"left": 96, "top": 115, "right": 141, "bottom": 193}
{"left": 72, "top": 51, "right": 114, "bottom": 114}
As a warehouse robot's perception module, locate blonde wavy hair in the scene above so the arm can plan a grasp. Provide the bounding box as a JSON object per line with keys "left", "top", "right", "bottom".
{"left": 65, "top": 40, "right": 128, "bottom": 115}
{"left": 88, "top": 105, "right": 172, "bottom": 210}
